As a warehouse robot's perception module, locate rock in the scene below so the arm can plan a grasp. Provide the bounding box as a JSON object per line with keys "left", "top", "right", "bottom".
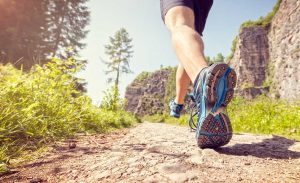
{"left": 229, "top": 0, "right": 300, "bottom": 100}
{"left": 244, "top": 162, "right": 251, "bottom": 166}
{"left": 229, "top": 26, "right": 269, "bottom": 99}
{"left": 268, "top": 0, "right": 300, "bottom": 100}
{"left": 125, "top": 69, "right": 171, "bottom": 116}
{"left": 29, "top": 178, "right": 43, "bottom": 183}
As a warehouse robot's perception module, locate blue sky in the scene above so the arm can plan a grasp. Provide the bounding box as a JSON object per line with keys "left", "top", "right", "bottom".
{"left": 79, "top": 0, "right": 277, "bottom": 104}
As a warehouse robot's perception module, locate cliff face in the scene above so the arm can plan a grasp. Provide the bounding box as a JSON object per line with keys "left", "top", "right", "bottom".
{"left": 268, "top": 0, "right": 300, "bottom": 99}
{"left": 125, "top": 69, "right": 172, "bottom": 116}
{"left": 230, "top": 0, "right": 300, "bottom": 100}
{"left": 230, "top": 26, "right": 270, "bottom": 99}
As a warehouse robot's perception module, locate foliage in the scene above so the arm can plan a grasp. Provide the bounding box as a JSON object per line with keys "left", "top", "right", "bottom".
{"left": 164, "top": 67, "right": 177, "bottom": 113}
{"left": 212, "top": 53, "right": 225, "bottom": 63}
{"left": 240, "top": 0, "right": 282, "bottom": 30}
{"left": 206, "top": 53, "right": 226, "bottom": 64}
{"left": 100, "top": 85, "right": 126, "bottom": 111}
{"left": 0, "top": 58, "right": 137, "bottom": 172}
{"left": 228, "top": 96, "right": 300, "bottom": 140}
{"left": 144, "top": 96, "right": 300, "bottom": 141}
{"left": 47, "top": 0, "right": 90, "bottom": 58}
{"left": 226, "top": 36, "right": 238, "bottom": 61}
{"left": 263, "top": 59, "right": 275, "bottom": 89}
{"left": 134, "top": 71, "right": 151, "bottom": 82}
{"left": 0, "top": 0, "right": 90, "bottom": 68}
{"left": 103, "top": 28, "right": 134, "bottom": 91}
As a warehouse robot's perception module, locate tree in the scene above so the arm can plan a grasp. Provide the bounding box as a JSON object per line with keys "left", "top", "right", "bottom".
{"left": 0, "top": 0, "right": 48, "bottom": 69}
{"left": 213, "top": 53, "right": 225, "bottom": 63}
{"left": 205, "top": 56, "right": 213, "bottom": 65}
{"left": 46, "top": 0, "right": 90, "bottom": 59}
{"left": 103, "top": 28, "right": 134, "bottom": 91}
{"left": 0, "top": 0, "right": 90, "bottom": 69}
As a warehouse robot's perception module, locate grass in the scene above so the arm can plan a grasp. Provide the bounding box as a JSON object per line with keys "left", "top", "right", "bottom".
{"left": 143, "top": 96, "right": 300, "bottom": 141}
{"left": 240, "top": 0, "right": 282, "bottom": 30}
{"left": 0, "top": 58, "right": 138, "bottom": 174}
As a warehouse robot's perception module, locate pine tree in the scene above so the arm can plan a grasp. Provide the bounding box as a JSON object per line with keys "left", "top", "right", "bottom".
{"left": 103, "top": 28, "right": 134, "bottom": 91}
{"left": 46, "top": 0, "right": 90, "bottom": 59}
{"left": 0, "top": 0, "right": 48, "bottom": 69}
{"left": 0, "top": 0, "right": 90, "bottom": 69}
{"left": 213, "top": 53, "right": 225, "bottom": 63}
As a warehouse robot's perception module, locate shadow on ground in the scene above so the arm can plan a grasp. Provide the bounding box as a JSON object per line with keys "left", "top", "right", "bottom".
{"left": 216, "top": 135, "right": 300, "bottom": 159}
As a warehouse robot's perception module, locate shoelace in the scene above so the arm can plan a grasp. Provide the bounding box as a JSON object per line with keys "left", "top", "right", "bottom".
{"left": 188, "top": 93, "right": 198, "bottom": 131}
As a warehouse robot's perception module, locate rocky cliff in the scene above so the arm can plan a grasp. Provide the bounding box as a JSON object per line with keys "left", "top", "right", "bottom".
{"left": 268, "top": 0, "right": 300, "bottom": 99}
{"left": 125, "top": 68, "right": 175, "bottom": 116}
{"left": 230, "top": 0, "right": 300, "bottom": 100}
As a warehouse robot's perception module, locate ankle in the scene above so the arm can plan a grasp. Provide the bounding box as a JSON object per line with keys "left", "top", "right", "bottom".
{"left": 174, "top": 98, "right": 184, "bottom": 105}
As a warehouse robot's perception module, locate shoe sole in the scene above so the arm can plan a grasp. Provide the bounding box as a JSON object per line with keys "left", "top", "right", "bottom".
{"left": 197, "top": 63, "right": 237, "bottom": 149}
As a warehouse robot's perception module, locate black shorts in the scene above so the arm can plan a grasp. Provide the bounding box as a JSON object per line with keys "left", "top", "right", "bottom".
{"left": 160, "top": 0, "right": 213, "bottom": 35}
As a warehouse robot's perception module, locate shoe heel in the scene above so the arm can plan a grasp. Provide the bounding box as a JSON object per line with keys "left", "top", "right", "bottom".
{"left": 197, "top": 113, "right": 232, "bottom": 149}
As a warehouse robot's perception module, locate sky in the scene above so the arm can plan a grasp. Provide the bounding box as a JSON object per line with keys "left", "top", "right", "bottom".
{"left": 78, "top": 0, "right": 277, "bottom": 104}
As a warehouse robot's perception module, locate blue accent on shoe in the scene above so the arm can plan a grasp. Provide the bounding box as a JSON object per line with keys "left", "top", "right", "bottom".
{"left": 212, "top": 68, "right": 232, "bottom": 113}
{"left": 196, "top": 74, "right": 208, "bottom": 138}
{"left": 169, "top": 100, "right": 184, "bottom": 118}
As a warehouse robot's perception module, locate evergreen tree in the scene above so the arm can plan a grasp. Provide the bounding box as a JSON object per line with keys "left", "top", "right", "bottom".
{"left": 0, "top": 0, "right": 90, "bottom": 69}
{"left": 103, "top": 28, "right": 134, "bottom": 91}
{"left": 46, "top": 0, "right": 90, "bottom": 59}
{"left": 0, "top": 0, "right": 48, "bottom": 69}
{"left": 213, "top": 53, "right": 225, "bottom": 63}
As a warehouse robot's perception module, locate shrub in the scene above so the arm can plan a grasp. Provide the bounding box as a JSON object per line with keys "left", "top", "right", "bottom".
{"left": 0, "top": 58, "right": 137, "bottom": 170}
{"left": 144, "top": 96, "right": 300, "bottom": 141}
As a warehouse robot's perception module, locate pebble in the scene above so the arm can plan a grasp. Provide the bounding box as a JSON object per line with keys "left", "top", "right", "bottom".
{"left": 29, "top": 178, "right": 43, "bottom": 183}
{"left": 244, "top": 162, "right": 251, "bottom": 165}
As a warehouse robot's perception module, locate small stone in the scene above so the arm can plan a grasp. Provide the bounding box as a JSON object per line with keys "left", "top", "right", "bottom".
{"left": 244, "top": 162, "right": 251, "bottom": 165}
{"left": 69, "top": 142, "right": 76, "bottom": 149}
{"left": 29, "top": 178, "right": 43, "bottom": 183}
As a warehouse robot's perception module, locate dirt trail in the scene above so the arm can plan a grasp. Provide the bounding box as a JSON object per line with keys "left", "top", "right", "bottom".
{"left": 1, "top": 122, "right": 300, "bottom": 183}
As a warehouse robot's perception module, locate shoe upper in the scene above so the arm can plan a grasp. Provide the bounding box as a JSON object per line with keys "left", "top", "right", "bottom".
{"left": 169, "top": 100, "right": 184, "bottom": 118}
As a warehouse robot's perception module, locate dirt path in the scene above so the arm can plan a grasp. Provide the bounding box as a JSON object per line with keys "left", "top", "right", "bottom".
{"left": 1, "top": 122, "right": 300, "bottom": 183}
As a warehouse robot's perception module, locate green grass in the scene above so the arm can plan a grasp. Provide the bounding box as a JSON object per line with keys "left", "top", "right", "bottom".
{"left": 0, "top": 58, "right": 138, "bottom": 174}
{"left": 240, "top": 0, "right": 282, "bottom": 29}
{"left": 144, "top": 96, "right": 300, "bottom": 141}
{"left": 228, "top": 96, "right": 300, "bottom": 140}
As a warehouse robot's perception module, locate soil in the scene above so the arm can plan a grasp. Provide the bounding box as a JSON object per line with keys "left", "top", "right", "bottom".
{"left": 1, "top": 122, "right": 300, "bottom": 183}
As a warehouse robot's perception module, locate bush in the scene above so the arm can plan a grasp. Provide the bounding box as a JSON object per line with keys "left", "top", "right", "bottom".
{"left": 144, "top": 96, "right": 300, "bottom": 141}
{"left": 0, "top": 58, "right": 137, "bottom": 170}
{"left": 240, "top": 0, "right": 282, "bottom": 30}
{"left": 100, "top": 85, "right": 126, "bottom": 111}
{"left": 227, "top": 96, "right": 300, "bottom": 140}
